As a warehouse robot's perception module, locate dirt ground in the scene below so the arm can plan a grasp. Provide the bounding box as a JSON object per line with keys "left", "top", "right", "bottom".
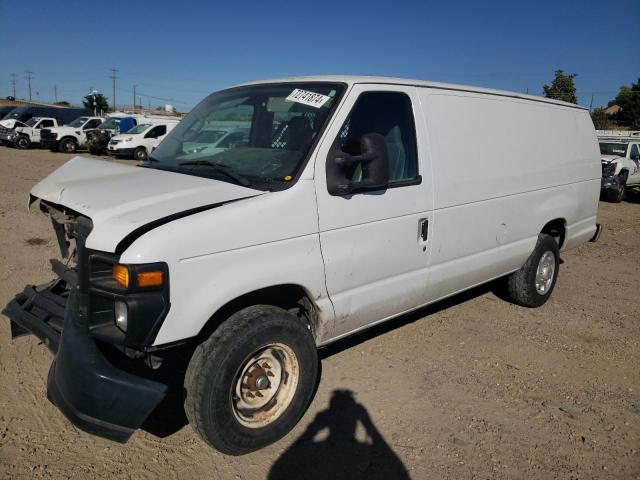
{"left": 0, "top": 147, "right": 638, "bottom": 480}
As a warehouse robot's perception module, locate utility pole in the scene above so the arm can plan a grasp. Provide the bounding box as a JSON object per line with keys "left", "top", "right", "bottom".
{"left": 54, "top": 84, "right": 58, "bottom": 103}
{"left": 25, "top": 70, "right": 34, "bottom": 102}
{"left": 589, "top": 94, "right": 594, "bottom": 112}
{"left": 133, "top": 84, "right": 137, "bottom": 110}
{"left": 109, "top": 68, "right": 119, "bottom": 111}
{"left": 10, "top": 74, "right": 16, "bottom": 98}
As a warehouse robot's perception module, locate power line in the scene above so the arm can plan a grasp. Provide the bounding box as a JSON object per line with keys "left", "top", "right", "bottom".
{"left": 25, "top": 70, "right": 34, "bottom": 102}
{"left": 109, "top": 68, "right": 119, "bottom": 111}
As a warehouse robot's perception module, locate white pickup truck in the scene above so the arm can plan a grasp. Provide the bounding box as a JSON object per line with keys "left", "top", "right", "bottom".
{"left": 3, "top": 76, "right": 601, "bottom": 455}
{"left": 40, "top": 116, "right": 105, "bottom": 153}
{"left": 597, "top": 130, "right": 640, "bottom": 202}
{"left": 10, "top": 117, "right": 60, "bottom": 149}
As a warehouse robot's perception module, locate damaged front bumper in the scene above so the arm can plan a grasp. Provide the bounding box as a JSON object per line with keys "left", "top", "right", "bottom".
{"left": 2, "top": 200, "right": 168, "bottom": 443}
{"left": 2, "top": 279, "right": 167, "bottom": 442}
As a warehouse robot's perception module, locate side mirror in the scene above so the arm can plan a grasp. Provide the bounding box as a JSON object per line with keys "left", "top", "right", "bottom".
{"left": 326, "top": 133, "right": 389, "bottom": 196}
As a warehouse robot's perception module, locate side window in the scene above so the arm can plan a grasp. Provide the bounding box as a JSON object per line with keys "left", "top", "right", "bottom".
{"left": 336, "top": 91, "right": 418, "bottom": 183}
{"left": 146, "top": 126, "right": 166, "bottom": 138}
{"left": 84, "top": 119, "right": 101, "bottom": 129}
{"left": 631, "top": 144, "right": 639, "bottom": 161}
{"left": 40, "top": 119, "right": 54, "bottom": 128}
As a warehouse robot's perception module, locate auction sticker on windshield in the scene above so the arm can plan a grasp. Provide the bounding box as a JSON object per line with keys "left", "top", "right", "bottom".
{"left": 286, "top": 89, "right": 331, "bottom": 108}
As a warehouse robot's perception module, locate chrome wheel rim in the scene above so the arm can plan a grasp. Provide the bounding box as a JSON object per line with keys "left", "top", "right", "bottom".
{"left": 232, "top": 343, "right": 299, "bottom": 429}
{"left": 535, "top": 251, "right": 555, "bottom": 295}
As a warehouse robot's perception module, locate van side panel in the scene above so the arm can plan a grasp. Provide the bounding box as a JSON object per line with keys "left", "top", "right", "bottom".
{"left": 419, "top": 90, "right": 599, "bottom": 298}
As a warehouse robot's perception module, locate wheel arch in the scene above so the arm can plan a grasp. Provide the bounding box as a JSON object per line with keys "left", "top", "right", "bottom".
{"left": 196, "top": 283, "right": 320, "bottom": 343}
{"left": 540, "top": 218, "right": 566, "bottom": 249}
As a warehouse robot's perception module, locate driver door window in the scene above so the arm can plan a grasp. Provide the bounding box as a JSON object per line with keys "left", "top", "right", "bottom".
{"left": 336, "top": 91, "right": 418, "bottom": 185}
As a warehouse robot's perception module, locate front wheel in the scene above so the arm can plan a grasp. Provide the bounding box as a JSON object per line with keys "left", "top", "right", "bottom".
{"left": 59, "top": 138, "right": 78, "bottom": 153}
{"left": 184, "top": 305, "right": 318, "bottom": 455}
{"left": 134, "top": 147, "right": 148, "bottom": 161}
{"left": 15, "top": 135, "right": 31, "bottom": 149}
{"left": 605, "top": 179, "right": 626, "bottom": 203}
{"left": 504, "top": 233, "right": 560, "bottom": 308}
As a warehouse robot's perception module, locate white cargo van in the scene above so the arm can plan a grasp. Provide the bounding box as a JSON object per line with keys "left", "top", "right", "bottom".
{"left": 3, "top": 76, "right": 601, "bottom": 455}
{"left": 107, "top": 120, "right": 180, "bottom": 160}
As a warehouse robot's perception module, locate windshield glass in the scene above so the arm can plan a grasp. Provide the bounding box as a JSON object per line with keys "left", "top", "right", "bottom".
{"left": 600, "top": 142, "right": 628, "bottom": 156}
{"left": 25, "top": 117, "right": 40, "bottom": 127}
{"left": 99, "top": 117, "right": 121, "bottom": 130}
{"left": 126, "top": 123, "right": 152, "bottom": 135}
{"left": 68, "top": 116, "right": 89, "bottom": 127}
{"left": 149, "top": 83, "right": 344, "bottom": 190}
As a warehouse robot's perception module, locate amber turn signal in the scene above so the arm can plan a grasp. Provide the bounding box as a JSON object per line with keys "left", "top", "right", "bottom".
{"left": 112, "top": 264, "right": 130, "bottom": 289}
{"left": 137, "top": 271, "right": 164, "bottom": 288}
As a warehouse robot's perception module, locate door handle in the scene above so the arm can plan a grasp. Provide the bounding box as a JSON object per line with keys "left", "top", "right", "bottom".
{"left": 419, "top": 218, "right": 429, "bottom": 241}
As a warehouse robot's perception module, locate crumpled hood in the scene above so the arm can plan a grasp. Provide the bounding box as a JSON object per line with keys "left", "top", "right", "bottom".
{"left": 31, "top": 156, "right": 264, "bottom": 252}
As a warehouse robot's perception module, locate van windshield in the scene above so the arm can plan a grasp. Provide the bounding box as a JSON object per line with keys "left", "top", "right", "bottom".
{"left": 127, "top": 124, "right": 152, "bottom": 135}
{"left": 99, "top": 117, "right": 121, "bottom": 130}
{"left": 148, "top": 83, "right": 344, "bottom": 191}
{"left": 68, "top": 117, "right": 89, "bottom": 127}
{"left": 599, "top": 143, "right": 628, "bottom": 156}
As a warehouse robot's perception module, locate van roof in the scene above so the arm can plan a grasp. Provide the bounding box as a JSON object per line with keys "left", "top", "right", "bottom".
{"left": 237, "top": 75, "right": 587, "bottom": 110}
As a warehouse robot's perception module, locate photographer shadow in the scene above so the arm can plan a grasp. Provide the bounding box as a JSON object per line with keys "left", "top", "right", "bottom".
{"left": 269, "top": 389, "right": 410, "bottom": 480}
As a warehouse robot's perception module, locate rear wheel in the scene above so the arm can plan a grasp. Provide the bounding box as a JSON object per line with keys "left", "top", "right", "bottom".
{"left": 15, "top": 135, "right": 31, "bottom": 149}
{"left": 134, "top": 147, "right": 148, "bottom": 161}
{"left": 59, "top": 138, "right": 78, "bottom": 153}
{"left": 504, "top": 233, "right": 560, "bottom": 307}
{"left": 184, "top": 305, "right": 318, "bottom": 455}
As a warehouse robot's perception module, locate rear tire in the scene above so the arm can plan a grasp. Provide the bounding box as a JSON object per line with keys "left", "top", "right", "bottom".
{"left": 134, "top": 147, "right": 148, "bottom": 161}
{"left": 504, "top": 233, "right": 559, "bottom": 308}
{"left": 15, "top": 135, "right": 31, "bottom": 149}
{"left": 59, "top": 138, "right": 78, "bottom": 153}
{"left": 184, "top": 305, "right": 318, "bottom": 455}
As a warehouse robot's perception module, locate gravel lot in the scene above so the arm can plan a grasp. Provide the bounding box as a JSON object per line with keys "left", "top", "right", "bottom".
{"left": 0, "top": 147, "right": 638, "bottom": 479}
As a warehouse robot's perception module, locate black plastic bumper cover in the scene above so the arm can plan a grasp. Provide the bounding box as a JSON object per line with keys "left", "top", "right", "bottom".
{"left": 2, "top": 284, "right": 167, "bottom": 443}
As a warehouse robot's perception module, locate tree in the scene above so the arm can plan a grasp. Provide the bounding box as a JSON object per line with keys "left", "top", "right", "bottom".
{"left": 54, "top": 101, "right": 70, "bottom": 107}
{"left": 590, "top": 108, "right": 610, "bottom": 130}
{"left": 611, "top": 79, "right": 640, "bottom": 129}
{"left": 82, "top": 93, "right": 109, "bottom": 113}
{"left": 543, "top": 70, "right": 578, "bottom": 104}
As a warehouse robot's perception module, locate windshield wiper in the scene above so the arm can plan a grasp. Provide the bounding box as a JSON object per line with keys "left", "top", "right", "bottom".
{"left": 178, "top": 160, "right": 250, "bottom": 187}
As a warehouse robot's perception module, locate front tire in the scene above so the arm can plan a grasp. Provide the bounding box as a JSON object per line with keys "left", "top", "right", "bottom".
{"left": 504, "top": 233, "right": 560, "bottom": 308}
{"left": 59, "top": 138, "right": 78, "bottom": 153}
{"left": 134, "top": 147, "right": 148, "bottom": 161}
{"left": 15, "top": 135, "right": 31, "bottom": 149}
{"left": 184, "top": 305, "right": 318, "bottom": 455}
{"left": 605, "top": 174, "right": 627, "bottom": 203}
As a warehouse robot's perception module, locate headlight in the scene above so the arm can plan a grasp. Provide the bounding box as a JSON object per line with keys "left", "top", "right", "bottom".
{"left": 114, "top": 300, "right": 128, "bottom": 332}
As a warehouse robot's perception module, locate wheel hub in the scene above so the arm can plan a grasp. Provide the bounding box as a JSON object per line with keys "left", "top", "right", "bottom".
{"left": 535, "top": 251, "right": 555, "bottom": 294}
{"left": 232, "top": 344, "right": 299, "bottom": 429}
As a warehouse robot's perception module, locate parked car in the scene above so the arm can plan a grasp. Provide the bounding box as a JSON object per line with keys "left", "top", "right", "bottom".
{"left": 87, "top": 113, "right": 181, "bottom": 155}
{"left": 597, "top": 130, "right": 640, "bottom": 202}
{"left": 9, "top": 117, "right": 63, "bottom": 149}
{"left": 3, "top": 76, "right": 601, "bottom": 455}
{"left": 107, "top": 120, "right": 180, "bottom": 160}
{"left": 179, "top": 127, "right": 249, "bottom": 159}
{"left": 40, "top": 116, "right": 105, "bottom": 153}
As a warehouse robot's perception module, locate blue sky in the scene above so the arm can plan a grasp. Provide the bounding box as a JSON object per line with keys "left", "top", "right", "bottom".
{"left": 1, "top": 0, "right": 638, "bottom": 110}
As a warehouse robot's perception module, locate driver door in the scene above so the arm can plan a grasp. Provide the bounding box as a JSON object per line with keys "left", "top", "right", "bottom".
{"left": 629, "top": 144, "right": 640, "bottom": 185}
{"left": 315, "top": 85, "right": 434, "bottom": 339}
